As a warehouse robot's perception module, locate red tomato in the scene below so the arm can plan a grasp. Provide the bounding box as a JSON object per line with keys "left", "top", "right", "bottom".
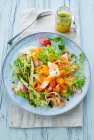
{"left": 44, "top": 40, "right": 51, "bottom": 46}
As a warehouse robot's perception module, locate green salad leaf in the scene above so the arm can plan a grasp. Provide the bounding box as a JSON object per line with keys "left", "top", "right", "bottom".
{"left": 79, "top": 53, "right": 85, "bottom": 64}
{"left": 73, "top": 76, "right": 86, "bottom": 89}
{"left": 29, "top": 88, "right": 48, "bottom": 107}
{"left": 71, "top": 53, "right": 77, "bottom": 59}
{"left": 62, "top": 87, "right": 74, "bottom": 99}
{"left": 67, "top": 87, "right": 74, "bottom": 96}
{"left": 38, "top": 46, "right": 61, "bottom": 64}
{"left": 49, "top": 36, "right": 62, "bottom": 42}
{"left": 58, "top": 44, "right": 65, "bottom": 50}
{"left": 71, "top": 53, "right": 78, "bottom": 64}
{"left": 49, "top": 36, "right": 65, "bottom": 50}
{"left": 62, "top": 91, "right": 69, "bottom": 98}
{"left": 17, "top": 90, "right": 29, "bottom": 99}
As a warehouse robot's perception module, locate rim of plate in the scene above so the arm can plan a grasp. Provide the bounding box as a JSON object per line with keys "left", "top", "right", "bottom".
{"left": 2, "top": 31, "right": 91, "bottom": 116}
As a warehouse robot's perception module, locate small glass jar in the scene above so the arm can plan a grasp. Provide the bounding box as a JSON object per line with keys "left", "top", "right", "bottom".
{"left": 55, "top": 6, "right": 72, "bottom": 33}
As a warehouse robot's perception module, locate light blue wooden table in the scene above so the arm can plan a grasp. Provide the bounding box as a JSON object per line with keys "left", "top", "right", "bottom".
{"left": 0, "top": 0, "right": 94, "bottom": 139}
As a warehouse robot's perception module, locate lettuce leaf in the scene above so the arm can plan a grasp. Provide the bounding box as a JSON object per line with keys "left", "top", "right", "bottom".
{"left": 49, "top": 36, "right": 65, "bottom": 50}
{"left": 38, "top": 46, "right": 61, "bottom": 64}
{"left": 73, "top": 76, "right": 86, "bottom": 88}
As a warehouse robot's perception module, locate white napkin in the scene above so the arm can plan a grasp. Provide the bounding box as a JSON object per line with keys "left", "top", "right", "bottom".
{"left": 8, "top": 8, "right": 83, "bottom": 128}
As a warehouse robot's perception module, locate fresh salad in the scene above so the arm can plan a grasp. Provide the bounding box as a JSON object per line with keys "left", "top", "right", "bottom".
{"left": 10, "top": 36, "right": 86, "bottom": 107}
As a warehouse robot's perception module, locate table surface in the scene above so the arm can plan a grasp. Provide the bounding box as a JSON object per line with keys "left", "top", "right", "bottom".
{"left": 0, "top": 0, "right": 94, "bottom": 140}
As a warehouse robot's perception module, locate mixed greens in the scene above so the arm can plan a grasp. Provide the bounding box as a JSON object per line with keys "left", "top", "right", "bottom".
{"left": 38, "top": 46, "right": 61, "bottom": 64}
{"left": 10, "top": 36, "right": 86, "bottom": 107}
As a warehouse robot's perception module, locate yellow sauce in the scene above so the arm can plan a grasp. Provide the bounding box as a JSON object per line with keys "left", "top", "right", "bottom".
{"left": 55, "top": 12, "right": 71, "bottom": 33}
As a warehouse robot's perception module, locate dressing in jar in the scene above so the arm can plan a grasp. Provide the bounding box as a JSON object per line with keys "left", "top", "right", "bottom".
{"left": 55, "top": 6, "right": 72, "bottom": 33}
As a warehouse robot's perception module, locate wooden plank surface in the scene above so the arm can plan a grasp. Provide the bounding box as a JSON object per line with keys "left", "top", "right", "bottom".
{"left": 0, "top": 0, "right": 93, "bottom": 139}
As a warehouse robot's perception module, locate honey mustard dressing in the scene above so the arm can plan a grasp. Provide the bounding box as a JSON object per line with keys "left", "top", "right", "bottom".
{"left": 55, "top": 7, "right": 72, "bottom": 33}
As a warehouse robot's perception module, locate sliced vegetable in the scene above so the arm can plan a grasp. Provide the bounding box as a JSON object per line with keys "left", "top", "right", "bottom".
{"left": 44, "top": 40, "right": 51, "bottom": 46}
{"left": 39, "top": 37, "right": 46, "bottom": 45}
{"left": 29, "top": 57, "right": 34, "bottom": 86}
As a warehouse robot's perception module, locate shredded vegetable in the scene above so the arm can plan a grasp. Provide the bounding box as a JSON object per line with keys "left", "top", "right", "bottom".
{"left": 11, "top": 36, "right": 86, "bottom": 107}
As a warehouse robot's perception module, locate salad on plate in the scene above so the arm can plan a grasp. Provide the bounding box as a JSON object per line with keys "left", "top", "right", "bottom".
{"left": 10, "top": 36, "right": 86, "bottom": 107}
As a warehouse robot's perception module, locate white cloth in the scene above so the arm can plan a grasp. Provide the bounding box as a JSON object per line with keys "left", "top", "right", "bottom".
{"left": 8, "top": 8, "right": 83, "bottom": 128}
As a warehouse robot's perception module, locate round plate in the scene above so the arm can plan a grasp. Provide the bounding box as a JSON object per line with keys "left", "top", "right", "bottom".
{"left": 2, "top": 32, "right": 91, "bottom": 116}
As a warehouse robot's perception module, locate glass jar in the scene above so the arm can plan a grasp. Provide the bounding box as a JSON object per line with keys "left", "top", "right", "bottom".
{"left": 55, "top": 6, "right": 72, "bottom": 33}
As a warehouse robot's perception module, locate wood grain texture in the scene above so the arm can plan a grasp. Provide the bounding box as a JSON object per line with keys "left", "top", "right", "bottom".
{"left": 79, "top": 0, "right": 94, "bottom": 140}
{"left": 0, "top": 0, "right": 93, "bottom": 139}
